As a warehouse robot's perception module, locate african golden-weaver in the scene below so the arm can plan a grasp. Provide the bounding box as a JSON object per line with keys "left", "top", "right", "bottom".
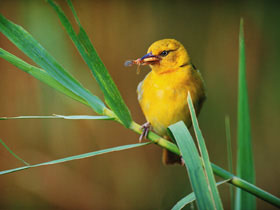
{"left": 128, "top": 39, "right": 206, "bottom": 164}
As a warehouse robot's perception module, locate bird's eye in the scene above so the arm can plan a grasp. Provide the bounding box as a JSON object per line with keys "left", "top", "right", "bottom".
{"left": 160, "top": 50, "right": 169, "bottom": 57}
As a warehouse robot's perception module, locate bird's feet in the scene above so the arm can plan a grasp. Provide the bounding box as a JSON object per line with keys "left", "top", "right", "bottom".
{"left": 139, "top": 122, "right": 151, "bottom": 142}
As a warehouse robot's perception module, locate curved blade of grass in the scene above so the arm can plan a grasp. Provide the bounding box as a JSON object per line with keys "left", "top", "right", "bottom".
{"left": 235, "top": 18, "right": 256, "bottom": 210}
{"left": 0, "top": 115, "right": 112, "bottom": 120}
{"left": 225, "top": 115, "right": 234, "bottom": 209}
{"left": 187, "top": 93, "right": 223, "bottom": 210}
{"left": 47, "top": 0, "right": 132, "bottom": 128}
{"left": 0, "top": 139, "right": 30, "bottom": 166}
{"left": 0, "top": 142, "right": 150, "bottom": 175}
{"left": 169, "top": 121, "right": 215, "bottom": 210}
{"left": 0, "top": 14, "right": 106, "bottom": 114}
{"left": 0, "top": 48, "right": 89, "bottom": 106}
{"left": 172, "top": 179, "right": 230, "bottom": 210}
{"left": 172, "top": 191, "right": 196, "bottom": 210}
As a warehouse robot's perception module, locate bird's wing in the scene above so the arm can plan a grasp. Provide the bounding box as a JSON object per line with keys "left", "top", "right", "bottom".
{"left": 137, "top": 72, "right": 151, "bottom": 102}
{"left": 137, "top": 80, "right": 144, "bottom": 101}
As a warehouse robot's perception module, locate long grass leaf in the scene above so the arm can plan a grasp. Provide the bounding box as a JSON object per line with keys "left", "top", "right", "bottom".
{"left": 0, "top": 142, "right": 150, "bottom": 175}
{"left": 0, "top": 14, "right": 105, "bottom": 114}
{"left": 68, "top": 0, "right": 132, "bottom": 127}
{"left": 0, "top": 115, "right": 112, "bottom": 120}
{"left": 172, "top": 179, "right": 230, "bottom": 210}
{"left": 187, "top": 93, "right": 223, "bottom": 210}
{"left": 169, "top": 121, "right": 215, "bottom": 210}
{"left": 47, "top": 0, "right": 132, "bottom": 127}
{"left": 225, "top": 115, "right": 234, "bottom": 209}
{"left": 0, "top": 48, "right": 89, "bottom": 106}
{"left": 0, "top": 139, "right": 30, "bottom": 166}
{"left": 235, "top": 18, "right": 256, "bottom": 210}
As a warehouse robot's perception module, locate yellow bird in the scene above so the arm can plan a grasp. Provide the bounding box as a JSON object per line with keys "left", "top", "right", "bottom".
{"left": 127, "top": 39, "right": 206, "bottom": 164}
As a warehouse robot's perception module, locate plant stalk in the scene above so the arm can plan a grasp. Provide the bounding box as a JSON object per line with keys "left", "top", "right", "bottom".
{"left": 103, "top": 108, "right": 280, "bottom": 208}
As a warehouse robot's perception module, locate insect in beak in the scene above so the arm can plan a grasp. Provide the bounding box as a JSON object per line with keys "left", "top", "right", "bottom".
{"left": 140, "top": 52, "right": 161, "bottom": 64}
{"left": 124, "top": 52, "right": 160, "bottom": 74}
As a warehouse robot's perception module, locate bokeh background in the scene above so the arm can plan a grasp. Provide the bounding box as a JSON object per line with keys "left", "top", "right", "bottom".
{"left": 0, "top": 0, "right": 279, "bottom": 209}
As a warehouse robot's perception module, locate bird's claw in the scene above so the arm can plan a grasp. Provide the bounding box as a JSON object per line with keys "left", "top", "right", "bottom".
{"left": 139, "top": 122, "right": 151, "bottom": 142}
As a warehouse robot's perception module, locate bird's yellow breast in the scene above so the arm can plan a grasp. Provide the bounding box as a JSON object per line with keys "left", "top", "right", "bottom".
{"left": 138, "top": 65, "right": 205, "bottom": 135}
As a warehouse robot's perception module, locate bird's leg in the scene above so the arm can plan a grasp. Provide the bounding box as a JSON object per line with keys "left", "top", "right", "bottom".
{"left": 139, "top": 122, "right": 151, "bottom": 142}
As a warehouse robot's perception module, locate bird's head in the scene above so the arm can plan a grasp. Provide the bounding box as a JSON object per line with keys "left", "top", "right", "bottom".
{"left": 124, "top": 39, "right": 191, "bottom": 74}
{"left": 143, "top": 39, "right": 190, "bottom": 74}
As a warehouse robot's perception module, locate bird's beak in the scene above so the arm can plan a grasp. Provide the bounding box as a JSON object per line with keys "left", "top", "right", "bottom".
{"left": 124, "top": 52, "right": 160, "bottom": 68}
{"left": 139, "top": 52, "right": 161, "bottom": 65}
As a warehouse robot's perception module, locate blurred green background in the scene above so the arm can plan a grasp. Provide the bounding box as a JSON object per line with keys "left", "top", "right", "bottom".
{"left": 0, "top": 0, "right": 279, "bottom": 209}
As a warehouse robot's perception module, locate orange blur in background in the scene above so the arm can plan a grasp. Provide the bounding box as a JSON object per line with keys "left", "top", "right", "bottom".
{"left": 0, "top": 0, "right": 279, "bottom": 209}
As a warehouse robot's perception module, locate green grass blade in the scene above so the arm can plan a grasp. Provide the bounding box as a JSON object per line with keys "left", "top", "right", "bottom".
{"left": 172, "top": 190, "right": 196, "bottom": 210}
{"left": 47, "top": 0, "right": 132, "bottom": 127}
{"left": 235, "top": 18, "right": 256, "bottom": 210}
{"left": 0, "top": 48, "right": 90, "bottom": 106}
{"left": 53, "top": 115, "right": 112, "bottom": 120}
{"left": 0, "top": 115, "right": 112, "bottom": 120}
{"left": 0, "top": 142, "right": 150, "bottom": 175}
{"left": 0, "top": 14, "right": 106, "bottom": 114}
{"left": 172, "top": 180, "right": 230, "bottom": 210}
{"left": 169, "top": 121, "right": 215, "bottom": 210}
{"left": 0, "top": 139, "right": 30, "bottom": 166}
{"left": 187, "top": 93, "right": 223, "bottom": 210}
{"left": 225, "top": 115, "right": 234, "bottom": 209}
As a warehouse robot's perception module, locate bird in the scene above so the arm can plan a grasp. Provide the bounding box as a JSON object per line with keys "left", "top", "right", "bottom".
{"left": 126, "top": 39, "right": 206, "bottom": 164}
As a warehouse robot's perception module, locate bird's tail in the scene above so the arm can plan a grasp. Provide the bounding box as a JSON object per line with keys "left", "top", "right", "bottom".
{"left": 162, "top": 149, "right": 182, "bottom": 165}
